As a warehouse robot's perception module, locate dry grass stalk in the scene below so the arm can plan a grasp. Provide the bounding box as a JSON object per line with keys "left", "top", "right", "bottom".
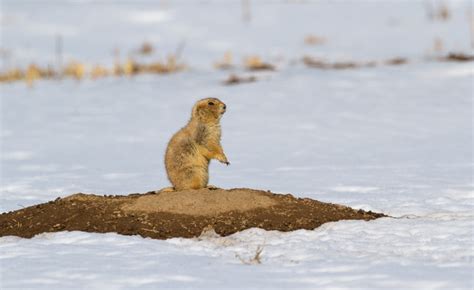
{"left": 426, "top": 1, "right": 451, "bottom": 21}
{"left": 25, "top": 64, "right": 56, "bottom": 86}
{"left": 385, "top": 57, "right": 408, "bottom": 65}
{"left": 214, "top": 51, "right": 234, "bottom": 70}
{"left": 304, "top": 34, "right": 326, "bottom": 45}
{"left": 303, "top": 56, "right": 410, "bottom": 70}
{"left": 63, "top": 61, "right": 85, "bottom": 80}
{"left": 302, "top": 56, "right": 358, "bottom": 69}
{"left": 433, "top": 37, "right": 444, "bottom": 52}
{"left": 223, "top": 74, "right": 256, "bottom": 85}
{"left": 470, "top": 10, "right": 474, "bottom": 48}
{"left": 123, "top": 59, "right": 139, "bottom": 76}
{"left": 236, "top": 245, "right": 264, "bottom": 265}
{"left": 0, "top": 68, "right": 23, "bottom": 83}
{"left": 138, "top": 42, "right": 154, "bottom": 55}
{"left": 0, "top": 53, "right": 185, "bottom": 85}
{"left": 437, "top": 3, "right": 450, "bottom": 20}
{"left": 244, "top": 56, "right": 275, "bottom": 71}
{"left": 441, "top": 52, "right": 474, "bottom": 62}
{"left": 90, "top": 65, "right": 109, "bottom": 79}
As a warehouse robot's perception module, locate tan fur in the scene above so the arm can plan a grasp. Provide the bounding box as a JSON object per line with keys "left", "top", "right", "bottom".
{"left": 165, "top": 98, "right": 229, "bottom": 190}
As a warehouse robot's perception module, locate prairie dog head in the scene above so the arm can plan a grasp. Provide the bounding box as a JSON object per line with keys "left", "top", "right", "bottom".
{"left": 192, "top": 98, "right": 226, "bottom": 123}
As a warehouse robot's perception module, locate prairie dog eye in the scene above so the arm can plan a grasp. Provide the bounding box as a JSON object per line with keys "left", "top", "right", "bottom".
{"left": 208, "top": 101, "right": 215, "bottom": 106}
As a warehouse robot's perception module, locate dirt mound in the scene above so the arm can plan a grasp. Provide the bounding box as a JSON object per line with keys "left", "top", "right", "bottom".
{"left": 0, "top": 188, "right": 385, "bottom": 240}
{"left": 122, "top": 188, "right": 277, "bottom": 215}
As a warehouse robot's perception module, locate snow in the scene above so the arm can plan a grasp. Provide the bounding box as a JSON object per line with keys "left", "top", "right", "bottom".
{"left": 1, "top": 218, "right": 472, "bottom": 289}
{"left": 1, "top": 0, "right": 473, "bottom": 289}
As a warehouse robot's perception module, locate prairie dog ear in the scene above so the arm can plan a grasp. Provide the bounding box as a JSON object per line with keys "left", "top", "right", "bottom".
{"left": 192, "top": 102, "right": 205, "bottom": 118}
{"left": 192, "top": 102, "right": 200, "bottom": 115}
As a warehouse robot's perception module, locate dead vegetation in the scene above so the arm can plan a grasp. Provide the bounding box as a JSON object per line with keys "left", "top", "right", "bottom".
{"left": 90, "top": 64, "right": 109, "bottom": 79}
{"left": 63, "top": 61, "right": 86, "bottom": 80}
{"left": 0, "top": 54, "right": 185, "bottom": 86}
{"left": 0, "top": 68, "right": 23, "bottom": 83}
{"left": 303, "top": 51, "right": 474, "bottom": 70}
{"left": 440, "top": 52, "right": 474, "bottom": 62}
{"left": 244, "top": 56, "right": 275, "bottom": 71}
{"left": 302, "top": 55, "right": 410, "bottom": 70}
{"left": 0, "top": 38, "right": 185, "bottom": 85}
{"left": 2, "top": 39, "right": 472, "bottom": 86}
{"left": 425, "top": 0, "right": 451, "bottom": 21}
{"left": 214, "top": 51, "right": 234, "bottom": 70}
{"left": 302, "top": 56, "right": 362, "bottom": 69}
{"left": 385, "top": 57, "right": 408, "bottom": 65}
{"left": 470, "top": 9, "right": 474, "bottom": 48}
{"left": 137, "top": 42, "right": 154, "bottom": 55}
{"left": 223, "top": 74, "right": 257, "bottom": 85}
{"left": 433, "top": 37, "right": 444, "bottom": 53}
{"left": 304, "top": 34, "right": 326, "bottom": 46}
{"left": 214, "top": 52, "right": 277, "bottom": 73}
{"left": 236, "top": 245, "right": 264, "bottom": 265}
{"left": 24, "top": 64, "right": 56, "bottom": 86}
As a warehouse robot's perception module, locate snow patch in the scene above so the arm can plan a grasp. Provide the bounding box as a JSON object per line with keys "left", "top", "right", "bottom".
{"left": 1, "top": 151, "right": 33, "bottom": 161}
{"left": 128, "top": 10, "right": 173, "bottom": 24}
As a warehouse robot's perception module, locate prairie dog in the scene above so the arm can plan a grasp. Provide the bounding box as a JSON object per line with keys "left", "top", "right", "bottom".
{"left": 165, "top": 98, "right": 229, "bottom": 190}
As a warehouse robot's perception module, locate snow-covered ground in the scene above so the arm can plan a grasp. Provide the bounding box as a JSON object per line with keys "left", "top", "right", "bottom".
{"left": 1, "top": 1, "right": 473, "bottom": 289}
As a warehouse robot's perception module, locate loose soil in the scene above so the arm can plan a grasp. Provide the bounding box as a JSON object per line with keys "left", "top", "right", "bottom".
{"left": 0, "top": 188, "right": 386, "bottom": 240}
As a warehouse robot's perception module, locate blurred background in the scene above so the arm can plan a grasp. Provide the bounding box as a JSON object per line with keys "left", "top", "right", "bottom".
{"left": 0, "top": 0, "right": 473, "bottom": 216}
{"left": 1, "top": 0, "right": 473, "bottom": 78}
